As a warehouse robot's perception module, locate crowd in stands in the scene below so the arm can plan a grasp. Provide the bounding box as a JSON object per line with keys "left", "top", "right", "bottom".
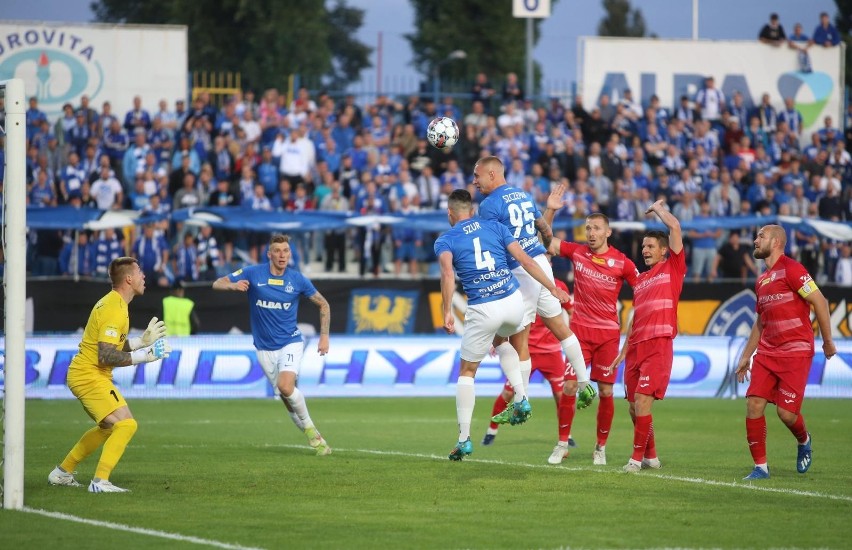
{"left": 6, "top": 11, "right": 852, "bottom": 287}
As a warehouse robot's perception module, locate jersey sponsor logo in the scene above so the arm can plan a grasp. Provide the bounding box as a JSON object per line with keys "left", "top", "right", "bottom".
{"left": 634, "top": 271, "right": 669, "bottom": 293}
{"left": 779, "top": 388, "right": 797, "bottom": 399}
{"left": 348, "top": 289, "right": 417, "bottom": 335}
{"left": 758, "top": 292, "right": 788, "bottom": 306}
{"left": 255, "top": 299, "right": 291, "bottom": 310}
{"left": 269, "top": 279, "right": 284, "bottom": 286}
{"left": 232, "top": 269, "right": 243, "bottom": 276}
{"left": 759, "top": 276, "right": 772, "bottom": 286}
{"left": 592, "top": 256, "right": 606, "bottom": 265}
{"left": 574, "top": 260, "right": 619, "bottom": 285}
{"left": 472, "top": 267, "right": 510, "bottom": 284}
{"left": 104, "top": 328, "right": 118, "bottom": 337}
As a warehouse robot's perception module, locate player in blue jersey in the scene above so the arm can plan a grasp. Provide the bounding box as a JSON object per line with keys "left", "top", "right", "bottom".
{"left": 474, "top": 156, "right": 594, "bottom": 423}
{"left": 213, "top": 234, "right": 332, "bottom": 455}
{"left": 436, "top": 189, "right": 570, "bottom": 461}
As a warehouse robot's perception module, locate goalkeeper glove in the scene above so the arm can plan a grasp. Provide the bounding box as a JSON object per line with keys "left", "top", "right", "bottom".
{"left": 576, "top": 382, "right": 598, "bottom": 410}
{"left": 130, "top": 338, "right": 171, "bottom": 365}
{"left": 129, "top": 317, "right": 167, "bottom": 350}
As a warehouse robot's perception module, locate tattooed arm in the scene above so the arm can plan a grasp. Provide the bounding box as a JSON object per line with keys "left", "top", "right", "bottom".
{"left": 309, "top": 291, "right": 331, "bottom": 356}
{"left": 99, "top": 341, "right": 134, "bottom": 367}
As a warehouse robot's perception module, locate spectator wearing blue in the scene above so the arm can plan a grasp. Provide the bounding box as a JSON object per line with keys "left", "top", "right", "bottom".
{"left": 148, "top": 117, "right": 174, "bottom": 165}
{"left": 758, "top": 13, "right": 786, "bottom": 47}
{"left": 124, "top": 95, "right": 152, "bottom": 134}
{"left": 133, "top": 223, "right": 170, "bottom": 288}
{"left": 55, "top": 103, "right": 76, "bottom": 145}
{"left": 687, "top": 202, "right": 722, "bottom": 283}
{"left": 752, "top": 93, "right": 777, "bottom": 135}
{"left": 123, "top": 128, "right": 150, "bottom": 186}
{"left": 788, "top": 22, "right": 813, "bottom": 72}
{"left": 60, "top": 151, "right": 86, "bottom": 204}
{"left": 102, "top": 119, "right": 129, "bottom": 180}
{"left": 392, "top": 194, "right": 422, "bottom": 277}
{"left": 173, "top": 232, "right": 200, "bottom": 283}
{"left": 812, "top": 12, "right": 841, "bottom": 47}
{"left": 59, "top": 231, "right": 95, "bottom": 277}
{"left": 778, "top": 97, "right": 804, "bottom": 139}
{"left": 92, "top": 228, "right": 124, "bottom": 278}
{"left": 29, "top": 170, "right": 57, "bottom": 208}
{"left": 25, "top": 96, "right": 47, "bottom": 143}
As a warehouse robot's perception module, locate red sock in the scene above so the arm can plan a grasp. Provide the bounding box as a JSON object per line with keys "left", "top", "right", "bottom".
{"left": 557, "top": 393, "right": 576, "bottom": 442}
{"left": 489, "top": 395, "right": 508, "bottom": 430}
{"left": 746, "top": 416, "right": 767, "bottom": 465}
{"left": 788, "top": 414, "right": 808, "bottom": 444}
{"left": 597, "top": 395, "right": 614, "bottom": 447}
{"left": 631, "top": 414, "right": 652, "bottom": 462}
{"left": 644, "top": 420, "right": 657, "bottom": 459}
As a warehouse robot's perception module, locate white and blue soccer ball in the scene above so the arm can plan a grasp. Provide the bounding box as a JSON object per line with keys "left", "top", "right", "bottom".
{"left": 427, "top": 117, "right": 460, "bottom": 149}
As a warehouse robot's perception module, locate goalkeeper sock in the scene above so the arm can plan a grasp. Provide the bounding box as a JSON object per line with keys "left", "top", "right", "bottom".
{"left": 746, "top": 416, "right": 768, "bottom": 465}
{"left": 557, "top": 393, "right": 576, "bottom": 443}
{"left": 284, "top": 388, "right": 315, "bottom": 430}
{"left": 596, "top": 395, "right": 615, "bottom": 447}
{"left": 456, "top": 376, "right": 475, "bottom": 442}
{"left": 95, "top": 418, "right": 137, "bottom": 481}
{"left": 60, "top": 425, "right": 112, "bottom": 473}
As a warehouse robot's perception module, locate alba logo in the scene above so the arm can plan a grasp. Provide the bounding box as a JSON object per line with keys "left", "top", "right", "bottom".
{"left": 777, "top": 71, "right": 833, "bottom": 128}
{"left": 0, "top": 28, "right": 104, "bottom": 116}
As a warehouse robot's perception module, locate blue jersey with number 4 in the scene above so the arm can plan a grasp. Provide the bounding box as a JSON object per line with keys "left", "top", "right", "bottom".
{"left": 478, "top": 184, "right": 546, "bottom": 270}
{"left": 434, "top": 218, "right": 520, "bottom": 305}
{"left": 228, "top": 264, "right": 317, "bottom": 350}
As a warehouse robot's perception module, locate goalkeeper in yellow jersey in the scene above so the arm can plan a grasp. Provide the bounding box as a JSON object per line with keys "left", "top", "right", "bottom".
{"left": 48, "top": 257, "right": 171, "bottom": 493}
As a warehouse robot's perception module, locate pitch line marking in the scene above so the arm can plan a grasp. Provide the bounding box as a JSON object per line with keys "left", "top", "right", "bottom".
{"left": 21, "top": 507, "right": 265, "bottom": 550}
{"left": 270, "top": 442, "right": 852, "bottom": 503}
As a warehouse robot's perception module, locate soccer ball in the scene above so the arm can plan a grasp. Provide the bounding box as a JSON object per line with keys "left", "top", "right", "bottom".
{"left": 427, "top": 117, "right": 459, "bottom": 149}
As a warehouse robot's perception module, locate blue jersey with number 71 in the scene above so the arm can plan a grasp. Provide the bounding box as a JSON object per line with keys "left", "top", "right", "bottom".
{"left": 478, "top": 184, "right": 546, "bottom": 269}
{"left": 434, "top": 218, "right": 520, "bottom": 305}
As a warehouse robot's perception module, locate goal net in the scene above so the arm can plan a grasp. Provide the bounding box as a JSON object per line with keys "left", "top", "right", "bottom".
{"left": 1, "top": 78, "right": 26, "bottom": 510}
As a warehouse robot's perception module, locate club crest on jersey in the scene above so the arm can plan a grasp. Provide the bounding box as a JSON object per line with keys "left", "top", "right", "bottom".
{"left": 285, "top": 282, "right": 295, "bottom": 293}
{"left": 607, "top": 258, "right": 615, "bottom": 267}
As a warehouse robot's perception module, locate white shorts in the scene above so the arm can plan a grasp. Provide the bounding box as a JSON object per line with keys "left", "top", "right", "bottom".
{"left": 256, "top": 341, "right": 304, "bottom": 388}
{"left": 460, "top": 291, "right": 525, "bottom": 363}
{"left": 512, "top": 254, "right": 562, "bottom": 325}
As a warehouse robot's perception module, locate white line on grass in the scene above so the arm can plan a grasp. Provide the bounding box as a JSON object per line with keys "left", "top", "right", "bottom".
{"left": 269, "top": 442, "right": 852, "bottom": 503}
{"left": 21, "top": 507, "right": 265, "bottom": 550}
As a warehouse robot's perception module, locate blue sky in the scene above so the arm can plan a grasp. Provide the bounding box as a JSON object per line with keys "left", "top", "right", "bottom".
{"left": 2, "top": 0, "right": 838, "bottom": 93}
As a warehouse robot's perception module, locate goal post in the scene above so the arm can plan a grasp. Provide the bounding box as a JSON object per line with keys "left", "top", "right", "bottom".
{"left": 2, "top": 78, "right": 26, "bottom": 510}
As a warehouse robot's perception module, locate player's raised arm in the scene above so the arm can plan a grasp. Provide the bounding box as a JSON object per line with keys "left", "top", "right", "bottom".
{"left": 645, "top": 199, "right": 683, "bottom": 254}
{"left": 542, "top": 181, "right": 567, "bottom": 227}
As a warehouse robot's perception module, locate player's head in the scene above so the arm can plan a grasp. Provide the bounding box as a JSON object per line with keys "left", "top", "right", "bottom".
{"left": 585, "top": 213, "right": 611, "bottom": 252}
{"left": 109, "top": 257, "right": 144, "bottom": 294}
{"left": 447, "top": 189, "right": 473, "bottom": 227}
{"left": 267, "top": 234, "right": 292, "bottom": 270}
{"left": 753, "top": 224, "right": 786, "bottom": 260}
{"left": 641, "top": 230, "right": 669, "bottom": 267}
{"left": 472, "top": 156, "right": 505, "bottom": 195}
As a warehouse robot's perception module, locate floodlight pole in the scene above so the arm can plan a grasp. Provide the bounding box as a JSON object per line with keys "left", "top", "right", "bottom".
{"left": 2, "top": 78, "right": 26, "bottom": 510}
{"left": 433, "top": 50, "right": 466, "bottom": 107}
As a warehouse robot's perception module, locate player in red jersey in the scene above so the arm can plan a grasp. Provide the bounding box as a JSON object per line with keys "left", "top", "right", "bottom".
{"left": 482, "top": 279, "right": 579, "bottom": 462}
{"left": 609, "top": 199, "right": 685, "bottom": 473}
{"left": 543, "top": 183, "right": 639, "bottom": 465}
{"left": 735, "top": 224, "right": 836, "bottom": 480}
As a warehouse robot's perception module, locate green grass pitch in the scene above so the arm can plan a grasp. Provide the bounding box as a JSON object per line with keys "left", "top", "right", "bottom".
{"left": 2, "top": 397, "right": 851, "bottom": 549}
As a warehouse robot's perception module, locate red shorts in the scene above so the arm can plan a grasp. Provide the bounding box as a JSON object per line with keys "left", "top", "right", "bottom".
{"left": 623, "top": 338, "right": 673, "bottom": 402}
{"left": 746, "top": 353, "right": 811, "bottom": 414}
{"left": 573, "top": 324, "right": 621, "bottom": 384}
{"left": 503, "top": 351, "right": 568, "bottom": 394}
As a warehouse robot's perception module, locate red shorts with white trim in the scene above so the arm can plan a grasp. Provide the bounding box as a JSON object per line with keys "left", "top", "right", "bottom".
{"left": 573, "top": 324, "right": 621, "bottom": 384}
{"left": 623, "top": 338, "right": 673, "bottom": 402}
{"left": 746, "top": 353, "right": 811, "bottom": 414}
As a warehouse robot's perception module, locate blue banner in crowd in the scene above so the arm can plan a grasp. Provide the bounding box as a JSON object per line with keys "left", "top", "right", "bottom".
{"left": 2, "top": 335, "right": 849, "bottom": 399}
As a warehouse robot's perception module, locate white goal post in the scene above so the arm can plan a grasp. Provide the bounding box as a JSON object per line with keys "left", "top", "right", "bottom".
{"left": 2, "top": 78, "right": 26, "bottom": 510}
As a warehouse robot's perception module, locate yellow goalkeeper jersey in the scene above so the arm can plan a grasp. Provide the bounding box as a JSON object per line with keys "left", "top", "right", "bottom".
{"left": 68, "top": 290, "right": 129, "bottom": 379}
